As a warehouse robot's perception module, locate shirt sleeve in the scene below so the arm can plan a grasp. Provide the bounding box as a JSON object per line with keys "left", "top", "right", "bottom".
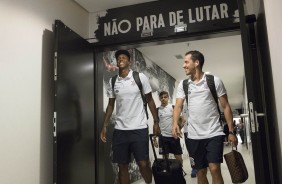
{"left": 176, "top": 80, "right": 186, "bottom": 99}
{"left": 214, "top": 76, "right": 227, "bottom": 97}
{"left": 139, "top": 72, "right": 152, "bottom": 94}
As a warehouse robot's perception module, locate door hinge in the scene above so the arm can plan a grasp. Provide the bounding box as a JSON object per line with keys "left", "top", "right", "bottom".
{"left": 53, "top": 112, "right": 57, "bottom": 137}
{"left": 54, "top": 52, "right": 57, "bottom": 81}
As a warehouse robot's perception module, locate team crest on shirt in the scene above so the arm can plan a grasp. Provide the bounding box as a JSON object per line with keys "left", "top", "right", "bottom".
{"left": 131, "top": 80, "right": 136, "bottom": 86}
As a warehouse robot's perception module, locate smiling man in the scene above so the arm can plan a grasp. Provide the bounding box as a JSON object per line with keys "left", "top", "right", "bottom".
{"left": 100, "top": 50, "right": 160, "bottom": 184}
{"left": 172, "top": 50, "right": 237, "bottom": 184}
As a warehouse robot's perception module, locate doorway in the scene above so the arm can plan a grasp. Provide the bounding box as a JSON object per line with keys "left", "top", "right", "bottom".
{"left": 95, "top": 31, "right": 257, "bottom": 183}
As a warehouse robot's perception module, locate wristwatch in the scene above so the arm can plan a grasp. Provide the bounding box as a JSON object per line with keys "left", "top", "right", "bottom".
{"left": 229, "top": 131, "right": 235, "bottom": 135}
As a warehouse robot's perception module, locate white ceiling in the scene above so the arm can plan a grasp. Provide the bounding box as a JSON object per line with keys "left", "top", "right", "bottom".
{"left": 74, "top": 0, "right": 157, "bottom": 13}
{"left": 74, "top": 0, "right": 245, "bottom": 110}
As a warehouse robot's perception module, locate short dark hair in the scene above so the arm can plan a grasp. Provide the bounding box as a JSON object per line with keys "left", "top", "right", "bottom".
{"left": 115, "top": 50, "right": 130, "bottom": 59}
{"left": 159, "top": 91, "right": 169, "bottom": 97}
{"left": 185, "top": 50, "right": 205, "bottom": 69}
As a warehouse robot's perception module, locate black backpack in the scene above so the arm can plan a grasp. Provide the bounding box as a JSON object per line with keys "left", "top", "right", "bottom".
{"left": 111, "top": 71, "right": 148, "bottom": 119}
{"left": 183, "top": 74, "right": 222, "bottom": 123}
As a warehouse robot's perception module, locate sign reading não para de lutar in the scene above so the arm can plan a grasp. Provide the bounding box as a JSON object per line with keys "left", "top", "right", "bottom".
{"left": 93, "top": 0, "right": 239, "bottom": 45}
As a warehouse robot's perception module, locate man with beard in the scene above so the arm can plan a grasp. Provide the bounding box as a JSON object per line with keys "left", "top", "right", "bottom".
{"left": 172, "top": 50, "right": 237, "bottom": 184}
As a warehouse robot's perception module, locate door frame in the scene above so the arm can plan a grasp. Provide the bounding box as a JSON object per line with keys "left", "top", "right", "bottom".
{"left": 237, "top": 0, "right": 275, "bottom": 183}
{"left": 93, "top": 1, "right": 276, "bottom": 184}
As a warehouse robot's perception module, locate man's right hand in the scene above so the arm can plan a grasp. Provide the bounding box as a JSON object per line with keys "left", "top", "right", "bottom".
{"left": 100, "top": 127, "right": 107, "bottom": 143}
{"left": 172, "top": 123, "right": 181, "bottom": 139}
{"left": 153, "top": 123, "right": 161, "bottom": 136}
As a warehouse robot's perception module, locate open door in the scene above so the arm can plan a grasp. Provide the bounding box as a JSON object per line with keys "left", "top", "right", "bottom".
{"left": 53, "top": 20, "right": 96, "bottom": 184}
{"left": 237, "top": 1, "right": 274, "bottom": 184}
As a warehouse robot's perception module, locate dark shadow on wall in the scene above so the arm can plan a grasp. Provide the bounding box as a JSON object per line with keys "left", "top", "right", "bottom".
{"left": 40, "top": 29, "right": 54, "bottom": 184}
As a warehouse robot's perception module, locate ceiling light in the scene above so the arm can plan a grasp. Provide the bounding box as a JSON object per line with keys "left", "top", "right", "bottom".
{"left": 174, "top": 24, "right": 187, "bottom": 33}
{"left": 175, "top": 55, "right": 183, "bottom": 59}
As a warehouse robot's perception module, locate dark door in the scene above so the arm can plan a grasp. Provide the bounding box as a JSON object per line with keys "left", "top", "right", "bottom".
{"left": 53, "top": 20, "right": 96, "bottom": 184}
{"left": 237, "top": 2, "right": 273, "bottom": 184}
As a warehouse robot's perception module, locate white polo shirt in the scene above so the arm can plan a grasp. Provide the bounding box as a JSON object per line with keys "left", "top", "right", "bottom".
{"left": 107, "top": 70, "right": 152, "bottom": 130}
{"left": 176, "top": 74, "right": 226, "bottom": 139}
{"left": 158, "top": 104, "right": 174, "bottom": 137}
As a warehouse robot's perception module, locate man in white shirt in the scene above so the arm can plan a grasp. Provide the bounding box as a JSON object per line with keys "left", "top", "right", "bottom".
{"left": 157, "top": 91, "right": 182, "bottom": 163}
{"left": 100, "top": 50, "right": 160, "bottom": 184}
{"left": 172, "top": 50, "right": 237, "bottom": 184}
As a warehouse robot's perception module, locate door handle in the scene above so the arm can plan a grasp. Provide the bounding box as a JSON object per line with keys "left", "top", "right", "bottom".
{"left": 256, "top": 113, "right": 265, "bottom": 117}
{"left": 239, "top": 103, "right": 265, "bottom": 133}
{"left": 254, "top": 111, "right": 265, "bottom": 132}
{"left": 240, "top": 113, "right": 249, "bottom": 118}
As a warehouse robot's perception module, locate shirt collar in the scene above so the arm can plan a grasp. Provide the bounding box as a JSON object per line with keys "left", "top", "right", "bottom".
{"left": 117, "top": 69, "right": 133, "bottom": 80}
{"left": 188, "top": 73, "right": 206, "bottom": 84}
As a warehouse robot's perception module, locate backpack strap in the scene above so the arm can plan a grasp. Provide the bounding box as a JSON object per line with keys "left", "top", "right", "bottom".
{"left": 206, "top": 74, "right": 222, "bottom": 124}
{"left": 111, "top": 75, "right": 118, "bottom": 94}
{"left": 132, "top": 71, "right": 149, "bottom": 119}
{"left": 182, "top": 75, "right": 222, "bottom": 125}
{"left": 182, "top": 79, "right": 189, "bottom": 104}
{"left": 111, "top": 71, "right": 148, "bottom": 119}
{"left": 206, "top": 74, "right": 217, "bottom": 104}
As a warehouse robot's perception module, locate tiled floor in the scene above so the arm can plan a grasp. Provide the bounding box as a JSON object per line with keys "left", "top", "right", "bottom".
{"left": 134, "top": 136, "right": 255, "bottom": 184}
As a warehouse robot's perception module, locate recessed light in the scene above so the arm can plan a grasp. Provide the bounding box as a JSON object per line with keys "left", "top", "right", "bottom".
{"left": 175, "top": 55, "right": 183, "bottom": 59}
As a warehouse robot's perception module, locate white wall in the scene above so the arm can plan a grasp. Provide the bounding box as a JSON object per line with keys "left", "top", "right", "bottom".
{"left": 264, "top": 0, "right": 282, "bottom": 168}
{"left": 0, "top": 1, "right": 89, "bottom": 184}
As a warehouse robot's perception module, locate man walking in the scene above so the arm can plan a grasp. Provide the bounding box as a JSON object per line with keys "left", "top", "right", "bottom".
{"left": 172, "top": 50, "right": 237, "bottom": 184}
{"left": 157, "top": 91, "right": 183, "bottom": 163}
{"left": 100, "top": 50, "right": 160, "bottom": 184}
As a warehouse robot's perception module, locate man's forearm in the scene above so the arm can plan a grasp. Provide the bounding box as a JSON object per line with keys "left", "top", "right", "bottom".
{"left": 102, "top": 105, "right": 114, "bottom": 127}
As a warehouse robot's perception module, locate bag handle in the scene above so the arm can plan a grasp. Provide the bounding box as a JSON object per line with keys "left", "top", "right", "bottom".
{"left": 231, "top": 145, "right": 238, "bottom": 151}
{"left": 149, "top": 134, "right": 170, "bottom": 172}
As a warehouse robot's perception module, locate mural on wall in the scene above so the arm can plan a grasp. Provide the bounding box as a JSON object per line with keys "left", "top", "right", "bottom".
{"left": 101, "top": 48, "right": 176, "bottom": 183}
{"left": 103, "top": 48, "right": 176, "bottom": 99}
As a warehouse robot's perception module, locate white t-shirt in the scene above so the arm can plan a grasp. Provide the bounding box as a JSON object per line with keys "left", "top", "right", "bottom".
{"left": 107, "top": 70, "right": 152, "bottom": 130}
{"left": 158, "top": 104, "right": 174, "bottom": 137}
{"left": 176, "top": 74, "right": 226, "bottom": 139}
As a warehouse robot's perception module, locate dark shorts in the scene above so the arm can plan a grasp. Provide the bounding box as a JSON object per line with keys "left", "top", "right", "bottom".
{"left": 159, "top": 136, "right": 183, "bottom": 155}
{"left": 186, "top": 135, "right": 224, "bottom": 170}
{"left": 112, "top": 128, "right": 149, "bottom": 164}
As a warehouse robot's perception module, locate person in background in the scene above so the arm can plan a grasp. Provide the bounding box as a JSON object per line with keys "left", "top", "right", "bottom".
{"left": 172, "top": 50, "right": 238, "bottom": 184}
{"left": 156, "top": 91, "right": 183, "bottom": 164}
{"left": 100, "top": 50, "right": 160, "bottom": 184}
{"left": 236, "top": 119, "right": 245, "bottom": 144}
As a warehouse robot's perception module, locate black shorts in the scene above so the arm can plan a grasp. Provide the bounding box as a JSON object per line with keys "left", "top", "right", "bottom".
{"left": 186, "top": 135, "right": 224, "bottom": 170}
{"left": 112, "top": 128, "right": 149, "bottom": 164}
{"left": 159, "top": 136, "right": 183, "bottom": 155}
